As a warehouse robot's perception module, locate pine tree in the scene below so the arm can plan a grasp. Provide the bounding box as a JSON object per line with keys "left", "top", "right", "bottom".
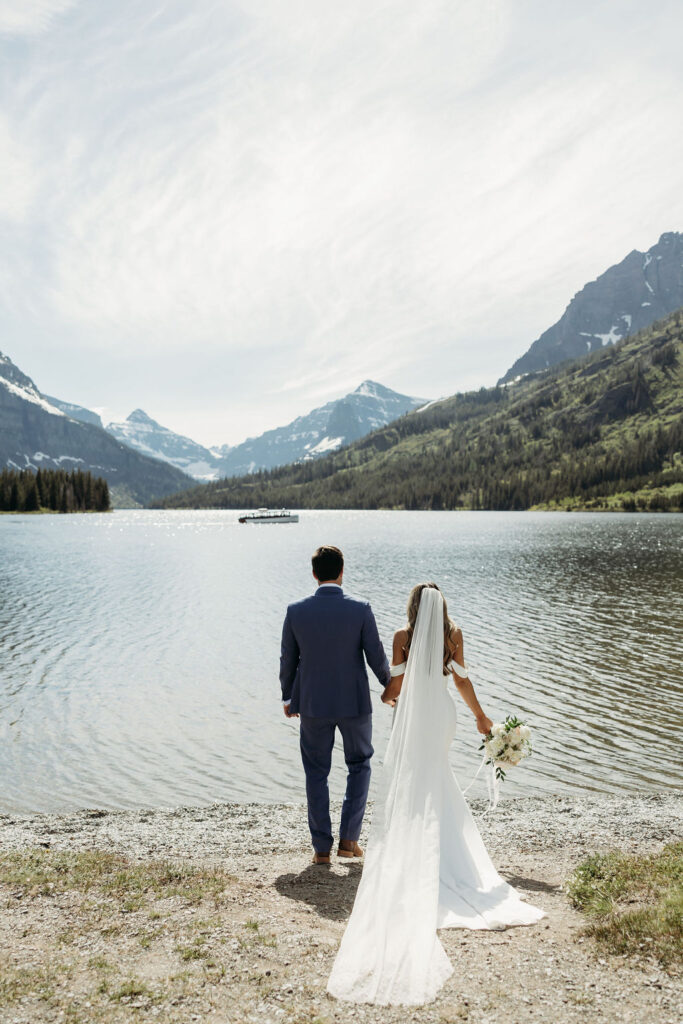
{"left": 23, "top": 478, "right": 39, "bottom": 512}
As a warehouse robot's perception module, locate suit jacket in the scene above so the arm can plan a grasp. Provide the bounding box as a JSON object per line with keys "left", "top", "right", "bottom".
{"left": 279, "top": 587, "right": 391, "bottom": 718}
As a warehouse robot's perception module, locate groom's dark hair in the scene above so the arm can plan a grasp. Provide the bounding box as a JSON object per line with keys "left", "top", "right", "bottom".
{"left": 312, "top": 545, "right": 344, "bottom": 582}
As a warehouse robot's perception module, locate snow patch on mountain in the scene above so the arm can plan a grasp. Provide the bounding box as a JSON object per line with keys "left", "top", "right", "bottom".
{"left": 594, "top": 324, "right": 624, "bottom": 346}
{"left": 306, "top": 435, "right": 345, "bottom": 456}
{"left": 0, "top": 376, "right": 65, "bottom": 417}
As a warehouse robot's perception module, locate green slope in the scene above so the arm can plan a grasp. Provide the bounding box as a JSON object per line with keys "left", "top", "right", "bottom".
{"left": 156, "top": 310, "right": 683, "bottom": 512}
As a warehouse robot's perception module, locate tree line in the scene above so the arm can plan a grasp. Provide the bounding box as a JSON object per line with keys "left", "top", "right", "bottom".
{"left": 0, "top": 468, "right": 111, "bottom": 513}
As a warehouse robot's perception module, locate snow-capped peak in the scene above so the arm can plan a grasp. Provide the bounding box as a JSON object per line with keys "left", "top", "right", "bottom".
{"left": 0, "top": 350, "right": 65, "bottom": 418}
{"left": 106, "top": 409, "right": 220, "bottom": 481}
{"left": 354, "top": 380, "right": 385, "bottom": 398}
{"left": 127, "top": 408, "right": 156, "bottom": 424}
{"left": 219, "top": 380, "right": 429, "bottom": 475}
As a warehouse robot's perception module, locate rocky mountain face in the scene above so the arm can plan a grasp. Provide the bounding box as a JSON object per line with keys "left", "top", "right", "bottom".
{"left": 214, "top": 380, "right": 428, "bottom": 477}
{"left": 106, "top": 410, "right": 219, "bottom": 480}
{"left": 500, "top": 231, "right": 683, "bottom": 383}
{"left": 0, "top": 351, "right": 192, "bottom": 507}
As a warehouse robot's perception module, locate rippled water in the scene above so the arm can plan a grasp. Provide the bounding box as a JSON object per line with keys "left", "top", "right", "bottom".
{"left": 0, "top": 510, "right": 681, "bottom": 812}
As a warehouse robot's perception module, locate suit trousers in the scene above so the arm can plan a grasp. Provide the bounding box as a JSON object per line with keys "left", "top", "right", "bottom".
{"left": 299, "top": 714, "right": 373, "bottom": 853}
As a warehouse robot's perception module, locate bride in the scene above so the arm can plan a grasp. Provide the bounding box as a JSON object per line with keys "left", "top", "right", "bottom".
{"left": 326, "top": 582, "right": 546, "bottom": 1007}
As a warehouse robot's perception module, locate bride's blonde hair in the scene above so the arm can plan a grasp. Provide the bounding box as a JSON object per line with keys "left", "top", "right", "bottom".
{"left": 405, "top": 582, "right": 458, "bottom": 675}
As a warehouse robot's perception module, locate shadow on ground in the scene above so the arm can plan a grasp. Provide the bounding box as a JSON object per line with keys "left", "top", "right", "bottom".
{"left": 274, "top": 864, "right": 362, "bottom": 920}
{"left": 502, "top": 873, "right": 561, "bottom": 894}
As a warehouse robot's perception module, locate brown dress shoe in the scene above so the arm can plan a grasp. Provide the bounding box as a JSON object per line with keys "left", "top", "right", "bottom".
{"left": 337, "top": 840, "right": 363, "bottom": 859}
{"left": 312, "top": 850, "right": 331, "bottom": 865}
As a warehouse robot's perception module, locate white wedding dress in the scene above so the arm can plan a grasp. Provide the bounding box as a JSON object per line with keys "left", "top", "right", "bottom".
{"left": 327, "top": 587, "right": 546, "bottom": 1007}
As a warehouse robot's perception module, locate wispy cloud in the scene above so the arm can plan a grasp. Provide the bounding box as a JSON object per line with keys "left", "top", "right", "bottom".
{"left": 0, "top": 0, "right": 682, "bottom": 444}
{"left": 0, "top": 0, "right": 77, "bottom": 37}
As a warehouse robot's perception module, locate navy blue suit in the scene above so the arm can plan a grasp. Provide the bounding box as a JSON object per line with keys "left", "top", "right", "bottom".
{"left": 280, "top": 585, "right": 391, "bottom": 852}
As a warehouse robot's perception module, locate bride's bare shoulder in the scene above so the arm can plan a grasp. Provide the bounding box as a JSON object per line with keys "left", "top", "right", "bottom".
{"left": 447, "top": 624, "right": 463, "bottom": 655}
{"left": 393, "top": 627, "right": 409, "bottom": 659}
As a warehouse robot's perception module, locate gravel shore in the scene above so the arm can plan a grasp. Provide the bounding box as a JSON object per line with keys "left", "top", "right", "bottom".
{"left": 1, "top": 791, "right": 681, "bottom": 1024}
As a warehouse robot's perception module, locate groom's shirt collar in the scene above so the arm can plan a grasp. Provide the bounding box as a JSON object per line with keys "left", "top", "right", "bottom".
{"left": 318, "top": 583, "right": 341, "bottom": 589}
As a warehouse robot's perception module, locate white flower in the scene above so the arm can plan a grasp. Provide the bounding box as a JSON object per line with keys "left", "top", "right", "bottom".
{"left": 491, "top": 723, "right": 504, "bottom": 737}
{"left": 520, "top": 725, "right": 531, "bottom": 740}
{"left": 485, "top": 738, "right": 503, "bottom": 759}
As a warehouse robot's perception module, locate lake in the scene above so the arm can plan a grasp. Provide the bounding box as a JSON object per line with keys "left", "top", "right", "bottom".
{"left": 0, "top": 510, "right": 681, "bottom": 813}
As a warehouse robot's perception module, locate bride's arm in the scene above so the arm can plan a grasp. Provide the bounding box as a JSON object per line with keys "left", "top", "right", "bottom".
{"left": 449, "top": 629, "right": 493, "bottom": 735}
{"left": 380, "top": 629, "right": 408, "bottom": 706}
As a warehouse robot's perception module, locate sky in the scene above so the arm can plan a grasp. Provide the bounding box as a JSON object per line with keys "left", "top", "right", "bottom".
{"left": 1, "top": 0, "right": 682, "bottom": 447}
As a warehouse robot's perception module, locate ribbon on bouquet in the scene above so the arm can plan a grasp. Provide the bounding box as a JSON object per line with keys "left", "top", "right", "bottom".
{"left": 461, "top": 749, "right": 501, "bottom": 814}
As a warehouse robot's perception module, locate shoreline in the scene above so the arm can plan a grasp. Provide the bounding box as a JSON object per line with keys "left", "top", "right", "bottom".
{"left": 1, "top": 791, "right": 681, "bottom": 860}
{"left": 1, "top": 792, "right": 681, "bottom": 1024}
{"left": 144, "top": 505, "right": 682, "bottom": 513}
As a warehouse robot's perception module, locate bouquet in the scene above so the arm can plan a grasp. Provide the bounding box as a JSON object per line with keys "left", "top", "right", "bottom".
{"left": 479, "top": 715, "right": 533, "bottom": 782}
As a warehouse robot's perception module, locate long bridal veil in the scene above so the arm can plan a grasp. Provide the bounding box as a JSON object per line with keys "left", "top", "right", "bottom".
{"left": 326, "top": 586, "right": 546, "bottom": 1007}
{"left": 327, "top": 587, "right": 455, "bottom": 1005}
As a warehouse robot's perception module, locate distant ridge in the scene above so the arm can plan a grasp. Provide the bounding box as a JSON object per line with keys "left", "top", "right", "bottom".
{"left": 211, "top": 380, "right": 429, "bottom": 477}
{"left": 500, "top": 231, "right": 683, "bottom": 383}
{"left": 106, "top": 409, "right": 219, "bottom": 480}
{"left": 104, "top": 381, "right": 428, "bottom": 481}
{"left": 45, "top": 395, "right": 103, "bottom": 428}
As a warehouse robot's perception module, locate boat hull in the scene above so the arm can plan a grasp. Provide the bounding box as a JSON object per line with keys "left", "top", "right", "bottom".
{"left": 238, "top": 513, "right": 299, "bottom": 524}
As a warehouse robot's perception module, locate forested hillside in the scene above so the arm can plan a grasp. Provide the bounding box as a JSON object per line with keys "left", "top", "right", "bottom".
{"left": 155, "top": 311, "right": 683, "bottom": 512}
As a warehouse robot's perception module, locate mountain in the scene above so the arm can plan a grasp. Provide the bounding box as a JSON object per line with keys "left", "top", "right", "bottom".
{"left": 44, "top": 395, "right": 103, "bottom": 428}
{"left": 500, "top": 231, "right": 683, "bottom": 383}
{"left": 106, "top": 409, "right": 219, "bottom": 480}
{"left": 214, "top": 380, "right": 428, "bottom": 477}
{"left": 154, "top": 310, "right": 683, "bottom": 513}
{"left": 0, "top": 351, "right": 193, "bottom": 507}
{"left": 104, "top": 382, "right": 426, "bottom": 481}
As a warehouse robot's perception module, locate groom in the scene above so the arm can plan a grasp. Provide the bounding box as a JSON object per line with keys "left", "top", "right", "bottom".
{"left": 280, "top": 545, "right": 392, "bottom": 864}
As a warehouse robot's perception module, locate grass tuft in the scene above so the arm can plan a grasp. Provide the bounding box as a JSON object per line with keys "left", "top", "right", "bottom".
{"left": 567, "top": 841, "right": 682, "bottom": 965}
{"left": 0, "top": 847, "right": 234, "bottom": 906}
{"left": 110, "top": 978, "right": 152, "bottom": 1002}
{"left": 0, "top": 960, "right": 68, "bottom": 1008}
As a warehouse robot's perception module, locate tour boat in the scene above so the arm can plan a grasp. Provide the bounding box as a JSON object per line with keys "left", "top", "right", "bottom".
{"left": 238, "top": 508, "right": 299, "bottom": 524}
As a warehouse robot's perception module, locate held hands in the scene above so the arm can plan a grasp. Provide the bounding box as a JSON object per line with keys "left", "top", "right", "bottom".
{"left": 476, "top": 712, "right": 493, "bottom": 735}
{"left": 381, "top": 681, "right": 401, "bottom": 707}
